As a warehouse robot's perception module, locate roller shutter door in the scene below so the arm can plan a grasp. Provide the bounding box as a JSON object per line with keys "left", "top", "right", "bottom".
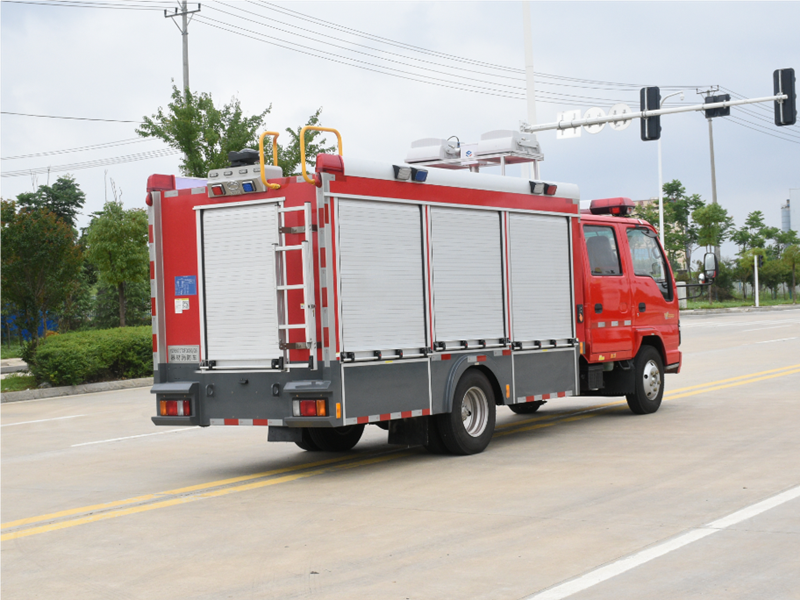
{"left": 201, "top": 202, "right": 281, "bottom": 366}
{"left": 430, "top": 207, "right": 505, "bottom": 343}
{"left": 338, "top": 200, "right": 426, "bottom": 352}
{"left": 509, "top": 214, "right": 573, "bottom": 341}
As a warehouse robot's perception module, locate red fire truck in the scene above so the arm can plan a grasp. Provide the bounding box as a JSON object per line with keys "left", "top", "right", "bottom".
{"left": 148, "top": 128, "right": 681, "bottom": 455}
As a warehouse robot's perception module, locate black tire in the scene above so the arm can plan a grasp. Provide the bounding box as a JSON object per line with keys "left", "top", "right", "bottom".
{"left": 626, "top": 345, "right": 664, "bottom": 415}
{"left": 436, "top": 370, "right": 496, "bottom": 455}
{"left": 295, "top": 428, "right": 322, "bottom": 452}
{"left": 508, "top": 401, "right": 542, "bottom": 415}
{"left": 307, "top": 424, "right": 365, "bottom": 452}
{"left": 423, "top": 417, "right": 450, "bottom": 454}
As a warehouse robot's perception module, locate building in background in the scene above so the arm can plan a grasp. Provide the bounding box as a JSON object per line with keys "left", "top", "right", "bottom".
{"left": 790, "top": 189, "right": 800, "bottom": 234}
{"left": 782, "top": 199, "right": 792, "bottom": 232}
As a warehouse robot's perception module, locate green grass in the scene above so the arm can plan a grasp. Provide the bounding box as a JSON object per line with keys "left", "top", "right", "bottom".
{"left": 1, "top": 344, "right": 25, "bottom": 360}
{"left": 1, "top": 373, "right": 37, "bottom": 393}
{"left": 686, "top": 296, "right": 798, "bottom": 310}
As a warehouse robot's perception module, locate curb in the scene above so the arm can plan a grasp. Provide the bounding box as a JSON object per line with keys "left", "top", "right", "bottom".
{"left": 1, "top": 377, "right": 154, "bottom": 403}
{"left": 681, "top": 305, "right": 800, "bottom": 316}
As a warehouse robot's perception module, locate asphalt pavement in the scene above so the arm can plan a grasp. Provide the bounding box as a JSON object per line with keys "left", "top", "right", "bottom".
{"left": 2, "top": 309, "right": 799, "bottom": 599}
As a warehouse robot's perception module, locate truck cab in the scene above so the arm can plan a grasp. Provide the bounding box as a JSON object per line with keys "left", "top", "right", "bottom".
{"left": 576, "top": 197, "right": 681, "bottom": 412}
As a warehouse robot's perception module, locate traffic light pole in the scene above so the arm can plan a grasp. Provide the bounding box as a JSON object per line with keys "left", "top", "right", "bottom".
{"left": 520, "top": 94, "right": 789, "bottom": 134}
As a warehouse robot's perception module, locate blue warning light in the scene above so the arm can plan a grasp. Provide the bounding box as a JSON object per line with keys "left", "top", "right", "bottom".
{"left": 242, "top": 181, "right": 256, "bottom": 193}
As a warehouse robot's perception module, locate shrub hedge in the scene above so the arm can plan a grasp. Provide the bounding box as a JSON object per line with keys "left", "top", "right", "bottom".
{"left": 28, "top": 326, "right": 152, "bottom": 386}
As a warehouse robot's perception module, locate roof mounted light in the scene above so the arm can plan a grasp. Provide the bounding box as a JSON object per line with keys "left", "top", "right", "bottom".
{"left": 530, "top": 181, "right": 558, "bottom": 196}
{"left": 393, "top": 165, "right": 428, "bottom": 182}
{"left": 589, "top": 197, "right": 635, "bottom": 216}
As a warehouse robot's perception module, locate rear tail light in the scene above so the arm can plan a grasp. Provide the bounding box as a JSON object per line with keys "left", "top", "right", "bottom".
{"left": 160, "top": 399, "right": 192, "bottom": 416}
{"left": 292, "top": 399, "right": 327, "bottom": 417}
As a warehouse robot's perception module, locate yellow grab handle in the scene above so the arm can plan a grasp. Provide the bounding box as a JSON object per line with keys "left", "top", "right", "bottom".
{"left": 300, "top": 126, "right": 342, "bottom": 184}
{"left": 258, "top": 131, "right": 282, "bottom": 190}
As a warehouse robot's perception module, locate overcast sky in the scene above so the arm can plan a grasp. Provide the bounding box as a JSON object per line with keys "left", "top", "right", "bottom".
{"left": 2, "top": 0, "right": 799, "bottom": 260}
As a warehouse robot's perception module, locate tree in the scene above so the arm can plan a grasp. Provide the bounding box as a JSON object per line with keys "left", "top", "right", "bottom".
{"left": 84, "top": 201, "right": 149, "bottom": 327}
{"left": 731, "top": 210, "right": 779, "bottom": 255}
{"left": 137, "top": 85, "right": 335, "bottom": 178}
{"left": 633, "top": 179, "right": 704, "bottom": 271}
{"left": 15, "top": 175, "right": 86, "bottom": 229}
{"left": 1, "top": 200, "right": 83, "bottom": 341}
{"left": 692, "top": 203, "right": 734, "bottom": 250}
{"left": 784, "top": 244, "right": 800, "bottom": 303}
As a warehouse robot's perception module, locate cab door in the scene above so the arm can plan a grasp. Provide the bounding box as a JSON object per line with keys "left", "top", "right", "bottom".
{"left": 582, "top": 223, "right": 633, "bottom": 357}
{"left": 624, "top": 226, "right": 679, "bottom": 351}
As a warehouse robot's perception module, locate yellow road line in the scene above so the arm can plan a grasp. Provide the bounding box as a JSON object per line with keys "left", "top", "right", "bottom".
{"left": 1, "top": 453, "right": 372, "bottom": 530}
{"left": 666, "top": 368, "right": 800, "bottom": 400}
{"left": 667, "top": 363, "right": 800, "bottom": 394}
{"left": 1, "top": 453, "right": 407, "bottom": 542}
{"left": 4, "top": 365, "right": 799, "bottom": 541}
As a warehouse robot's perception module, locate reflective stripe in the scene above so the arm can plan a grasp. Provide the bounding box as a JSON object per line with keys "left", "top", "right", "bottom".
{"left": 344, "top": 408, "right": 430, "bottom": 426}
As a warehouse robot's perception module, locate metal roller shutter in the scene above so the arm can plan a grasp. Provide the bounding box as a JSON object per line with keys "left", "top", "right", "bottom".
{"left": 509, "top": 214, "right": 573, "bottom": 341}
{"left": 201, "top": 203, "right": 281, "bottom": 365}
{"left": 338, "top": 200, "right": 426, "bottom": 352}
{"left": 430, "top": 207, "right": 505, "bottom": 343}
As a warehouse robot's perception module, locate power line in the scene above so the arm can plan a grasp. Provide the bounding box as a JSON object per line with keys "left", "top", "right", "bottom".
{"left": 2, "top": 137, "right": 156, "bottom": 160}
{"left": 3, "top": 0, "right": 175, "bottom": 10}
{"left": 1, "top": 147, "right": 180, "bottom": 178}
{"left": 195, "top": 15, "right": 635, "bottom": 106}
{"left": 728, "top": 117, "right": 800, "bottom": 145}
{"left": 1, "top": 111, "right": 142, "bottom": 123}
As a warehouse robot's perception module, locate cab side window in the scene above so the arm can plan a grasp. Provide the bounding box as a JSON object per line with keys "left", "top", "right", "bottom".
{"left": 584, "top": 225, "right": 622, "bottom": 276}
{"left": 627, "top": 227, "right": 672, "bottom": 300}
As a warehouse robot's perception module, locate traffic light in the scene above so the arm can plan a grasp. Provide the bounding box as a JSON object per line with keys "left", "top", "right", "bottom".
{"left": 757, "top": 255, "right": 764, "bottom": 268}
{"left": 640, "top": 86, "right": 661, "bottom": 141}
{"left": 774, "top": 68, "right": 797, "bottom": 126}
{"left": 704, "top": 94, "right": 731, "bottom": 118}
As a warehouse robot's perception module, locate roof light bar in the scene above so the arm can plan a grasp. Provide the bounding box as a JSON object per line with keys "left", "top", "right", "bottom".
{"left": 530, "top": 181, "right": 558, "bottom": 196}
{"left": 589, "top": 197, "right": 635, "bottom": 216}
{"left": 393, "top": 165, "right": 428, "bottom": 182}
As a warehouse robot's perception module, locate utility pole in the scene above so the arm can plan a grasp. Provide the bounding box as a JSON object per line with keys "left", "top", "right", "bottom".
{"left": 165, "top": 2, "right": 201, "bottom": 95}
{"left": 697, "top": 86, "right": 721, "bottom": 263}
{"left": 521, "top": 1, "right": 540, "bottom": 179}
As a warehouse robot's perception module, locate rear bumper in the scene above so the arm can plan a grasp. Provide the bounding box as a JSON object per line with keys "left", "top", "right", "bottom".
{"left": 151, "top": 416, "right": 198, "bottom": 426}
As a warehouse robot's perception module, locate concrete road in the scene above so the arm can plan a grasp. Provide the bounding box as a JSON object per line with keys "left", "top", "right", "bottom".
{"left": 2, "top": 309, "right": 799, "bottom": 600}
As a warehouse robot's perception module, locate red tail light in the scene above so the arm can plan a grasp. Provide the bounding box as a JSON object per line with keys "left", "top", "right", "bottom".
{"left": 160, "top": 399, "right": 192, "bottom": 416}
{"left": 293, "top": 399, "right": 328, "bottom": 417}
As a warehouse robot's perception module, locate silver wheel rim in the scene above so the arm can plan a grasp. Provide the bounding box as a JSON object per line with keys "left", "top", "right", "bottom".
{"left": 461, "top": 386, "right": 489, "bottom": 437}
{"left": 642, "top": 360, "right": 662, "bottom": 400}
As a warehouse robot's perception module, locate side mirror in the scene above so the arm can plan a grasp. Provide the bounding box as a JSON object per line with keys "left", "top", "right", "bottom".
{"left": 703, "top": 252, "right": 718, "bottom": 282}
{"left": 698, "top": 272, "right": 706, "bottom": 284}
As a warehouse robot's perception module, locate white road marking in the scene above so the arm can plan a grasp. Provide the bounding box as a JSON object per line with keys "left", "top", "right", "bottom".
{"left": 755, "top": 337, "right": 798, "bottom": 344}
{"left": 1, "top": 414, "right": 86, "bottom": 427}
{"left": 71, "top": 427, "right": 199, "bottom": 447}
{"left": 742, "top": 324, "right": 797, "bottom": 333}
{"left": 525, "top": 484, "right": 800, "bottom": 600}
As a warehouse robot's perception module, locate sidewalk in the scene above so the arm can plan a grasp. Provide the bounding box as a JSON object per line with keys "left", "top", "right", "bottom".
{"left": 2, "top": 377, "right": 154, "bottom": 403}
{"left": 1, "top": 358, "right": 28, "bottom": 376}
{"left": 681, "top": 304, "right": 800, "bottom": 316}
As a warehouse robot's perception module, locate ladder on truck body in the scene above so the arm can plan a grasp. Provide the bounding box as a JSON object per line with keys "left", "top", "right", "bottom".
{"left": 274, "top": 202, "right": 316, "bottom": 370}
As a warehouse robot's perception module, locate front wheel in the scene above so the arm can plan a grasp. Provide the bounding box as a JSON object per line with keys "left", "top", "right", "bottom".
{"left": 436, "top": 370, "right": 496, "bottom": 455}
{"left": 626, "top": 346, "right": 664, "bottom": 414}
{"left": 308, "top": 424, "right": 365, "bottom": 452}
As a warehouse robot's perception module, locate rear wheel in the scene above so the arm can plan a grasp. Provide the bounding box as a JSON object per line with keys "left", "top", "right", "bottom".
{"left": 308, "top": 424, "right": 365, "bottom": 452}
{"left": 508, "top": 401, "right": 543, "bottom": 415}
{"left": 626, "top": 346, "right": 664, "bottom": 414}
{"left": 295, "top": 428, "right": 321, "bottom": 452}
{"left": 436, "top": 370, "right": 496, "bottom": 455}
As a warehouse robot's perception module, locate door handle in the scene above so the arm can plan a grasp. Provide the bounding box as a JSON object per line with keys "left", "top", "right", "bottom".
{"left": 639, "top": 302, "right": 646, "bottom": 312}
{"left": 594, "top": 303, "right": 603, "bottom": 314}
